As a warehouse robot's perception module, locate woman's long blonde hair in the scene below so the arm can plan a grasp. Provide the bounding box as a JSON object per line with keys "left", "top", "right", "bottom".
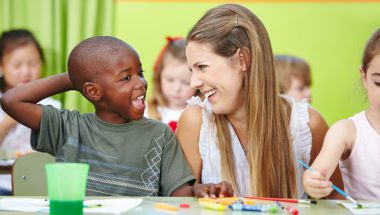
{"left": 187, "top": 4, "right": 297, "bottom": 198}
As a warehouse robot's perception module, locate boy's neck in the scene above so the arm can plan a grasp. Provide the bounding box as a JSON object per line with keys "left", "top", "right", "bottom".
{"left": 95, "top": 111, "right": 132, "bottom": 124}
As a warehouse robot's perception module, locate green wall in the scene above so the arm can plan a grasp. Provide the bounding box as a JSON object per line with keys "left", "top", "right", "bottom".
{"left": 113, "top": 2, "right": 380, "bottom": 125}
{"left": 1, "top": 1, "right": 379, "bottom": 124}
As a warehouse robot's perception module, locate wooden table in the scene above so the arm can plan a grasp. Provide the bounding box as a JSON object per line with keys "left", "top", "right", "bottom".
{"left": 0, "top": 197, "right": 358, "bottom": 214}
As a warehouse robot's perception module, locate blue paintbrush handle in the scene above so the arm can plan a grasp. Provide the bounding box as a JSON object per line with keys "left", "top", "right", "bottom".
{"left": 297, "top": 159, "right": 361, "bottom": 207}
{"left": 331, "top": 184, "right": 347, "bottom": 198}
{"left": 297, "top": 159, "right": 312, "bottom": 171}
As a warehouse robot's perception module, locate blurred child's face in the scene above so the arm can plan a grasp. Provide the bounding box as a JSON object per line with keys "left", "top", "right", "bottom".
{"left": 186, "top": 41, "right": 244, "bottom": 116}
{"left": 0, "top": 43, "right": 42, "bottom": 90}
{"left": 160, "top": 56, "right": 195, "bottom": 109}
{"left": 97, "top": 47, "right": 147, "bottom": 123}
{"left": 285, "top": 77, "right": 311, "bottom": 103}
{"left": 362, "top": 54, "right": 380, "bottom": 111}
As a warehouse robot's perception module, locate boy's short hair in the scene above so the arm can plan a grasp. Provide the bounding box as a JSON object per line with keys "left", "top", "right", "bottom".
{"left": 67, "top": 36, "right": 135, "bottom": 92}
{"left": 275, "top": 55, "right": 311, "bottom": 94}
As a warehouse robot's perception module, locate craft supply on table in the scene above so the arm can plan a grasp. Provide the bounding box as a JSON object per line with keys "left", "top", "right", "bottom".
{"left": 297, "top": 159, "right": 362, "bottom": 209}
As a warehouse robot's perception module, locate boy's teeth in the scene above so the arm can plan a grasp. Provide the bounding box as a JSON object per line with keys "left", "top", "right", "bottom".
{"left": 136, "top": 95, "right": 144, "bottom": 100}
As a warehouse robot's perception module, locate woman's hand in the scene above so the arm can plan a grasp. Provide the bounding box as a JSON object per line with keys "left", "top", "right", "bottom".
{"left": 193, "top": 181, "right": 234, "bottom": 198}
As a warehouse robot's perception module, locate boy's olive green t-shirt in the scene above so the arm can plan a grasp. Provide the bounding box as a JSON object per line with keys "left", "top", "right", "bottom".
{"left": 31, "top": 106, "right": 195, "bottom": 196}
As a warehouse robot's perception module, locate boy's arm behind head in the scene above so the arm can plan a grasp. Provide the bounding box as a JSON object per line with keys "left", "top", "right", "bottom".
{"left": 0, "top": 73, "right": 73, "bottom": 131}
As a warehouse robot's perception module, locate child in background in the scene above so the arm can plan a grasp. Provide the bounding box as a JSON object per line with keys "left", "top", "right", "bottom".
{"left": 0, "top": 29, "right": 61, "bottom": 157}
{"left": 0, "top": 29, "right": 61, "bottom": 195}
{"left": 177, "top": 4, "right": 343, "bottom": 198}
{"left": 303, "top": 28, "right": 380, "bottom": 200}
{"left": 1, "top": 36, "right": 230, "bottom": 197}
{"left": 146, "top": 37, "right": 196, "bottom": 132}
{"left": 275, "top": 55, "right": 312, "bottom": 103}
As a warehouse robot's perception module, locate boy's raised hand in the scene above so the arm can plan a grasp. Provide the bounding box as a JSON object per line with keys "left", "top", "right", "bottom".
{"left": 194, "top": 181, "right": 234, "bottom": 198}
{"left": 303, "top": 169, "right": 333, "bottom": 199}
{"left": 1, "top": 73, "right": 73, "bottom": 131}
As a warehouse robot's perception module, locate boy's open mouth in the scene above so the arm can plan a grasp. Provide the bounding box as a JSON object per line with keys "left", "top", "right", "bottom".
{"left": 132, "top": 95, "right": 145, "bottom": 110}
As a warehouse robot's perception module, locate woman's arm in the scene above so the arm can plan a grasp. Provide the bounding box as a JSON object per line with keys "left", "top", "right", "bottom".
{"left": 176, "top": 105, "right": 203, "bottom": 182}
{"left": 175, "top": 105, "right": 235, "bottom": 198}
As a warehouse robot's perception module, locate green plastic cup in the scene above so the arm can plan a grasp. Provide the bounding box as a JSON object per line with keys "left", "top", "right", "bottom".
{"left": 45, "top": 163, "right": 89, "bottom": 215}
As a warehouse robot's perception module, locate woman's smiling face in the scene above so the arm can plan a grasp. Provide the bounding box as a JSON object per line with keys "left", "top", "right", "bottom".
{"left": 186, "top": 41, "right": 244, "bottom": 115}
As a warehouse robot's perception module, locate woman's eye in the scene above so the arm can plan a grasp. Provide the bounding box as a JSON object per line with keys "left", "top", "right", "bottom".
{"left": 198, "top": 65, "right": 207, "bottom": 71}
{"left": 121, "top": 75, "right": 131, "bottom": 81}
{"left": 375, "top": 82, "right": 380, "bottom": 87}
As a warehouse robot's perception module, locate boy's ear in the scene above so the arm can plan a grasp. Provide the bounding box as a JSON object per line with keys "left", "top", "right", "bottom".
{"left": 83, "top": 82, "right": 102, "bottom": 102}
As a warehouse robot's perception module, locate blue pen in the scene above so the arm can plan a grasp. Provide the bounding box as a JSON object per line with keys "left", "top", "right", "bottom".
{"left": 84, "top": 203, "right": 102, "bottom": 208}
{"left": 229, "top": 203, "right": 277, "bottom": 213}
{"left": 297, "top": 159, "right": 362, "bottom": 208}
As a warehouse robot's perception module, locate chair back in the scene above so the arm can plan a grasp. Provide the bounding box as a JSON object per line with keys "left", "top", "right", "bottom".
{"left": 12, "top": 152, "right": 55, "bottom": 196}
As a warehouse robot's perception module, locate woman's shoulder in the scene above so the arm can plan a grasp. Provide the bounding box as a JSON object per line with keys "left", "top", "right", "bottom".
{"left": 186, "top": 96, "right": 213, "bottom": 116}
{"left": 186, "top": 96, "right": 203, "bottom": 107}
{"left": 281, "top": 95, "right": 311, "bottom": 127}
{"left": 177, "top": 98, "right": 204, "bottom": 140}
{"left": 179, "top": 104, "right": 203, "bottom": 127}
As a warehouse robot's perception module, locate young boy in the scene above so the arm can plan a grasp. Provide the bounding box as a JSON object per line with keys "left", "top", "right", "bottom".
{"left": 1, "top": 36, "right": 197, "bottom": 196}
{"left": 275, "top": 55, "right": 312, "bottom": 103}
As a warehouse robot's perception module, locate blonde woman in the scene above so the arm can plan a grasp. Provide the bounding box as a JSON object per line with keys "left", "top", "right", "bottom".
{"left": 177, "top": 4, "right": 343, "bottom": 198}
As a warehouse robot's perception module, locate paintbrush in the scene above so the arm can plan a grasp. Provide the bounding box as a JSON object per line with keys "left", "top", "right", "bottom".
{"left": 297, "top": 159, "right": 363, "bottom": 209}
{"left": 246, "top": 196, "right": 316, "bottom": 204}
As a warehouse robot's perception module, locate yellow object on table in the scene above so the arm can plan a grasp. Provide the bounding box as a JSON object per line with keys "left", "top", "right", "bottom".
{"left": 154, "top": 203, "right": 178, "bottom": 211}
{"left": 198, "top": 197, "right": 255, "bottom": 205}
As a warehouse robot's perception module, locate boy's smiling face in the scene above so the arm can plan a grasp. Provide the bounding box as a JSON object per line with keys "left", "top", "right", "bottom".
{"left": 95, "top": 46, "right": 147, "bottom": 124}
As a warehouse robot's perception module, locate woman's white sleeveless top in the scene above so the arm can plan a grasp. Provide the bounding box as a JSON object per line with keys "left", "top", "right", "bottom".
{"left": 186, "top": 96, "right": 312, "bottom": 198}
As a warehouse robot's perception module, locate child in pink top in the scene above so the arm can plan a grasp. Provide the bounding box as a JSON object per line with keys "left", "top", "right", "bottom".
{"left": 303, "top": 28, "right": 380, "bottom": 200}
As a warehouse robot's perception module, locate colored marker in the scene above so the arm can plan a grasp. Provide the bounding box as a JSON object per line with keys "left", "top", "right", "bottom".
{"left": 297, "top": 159, "right": 363, "bottom": 209}
{"left": 229, "top": 203, "right": 277, "bottom": 213}
{"left": 286, "top": 207, "right": 299, "bottom": 215}
{"left": 179, "top": 203, "right": 190, "bottom": 208}
{"left": 275, "top": 201, "right": 299, "bottom": 215}
{"left": 246, "top": 196, "right": 316, "bottom": 204}
{"left": 198, "top": 197, "right": 244, "bottom": 206}
{"left": 154, "top": 203, "right": 178, "bottom": 211}
{"left": 200, "top": 202, "right": 226, "bottom": 211}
